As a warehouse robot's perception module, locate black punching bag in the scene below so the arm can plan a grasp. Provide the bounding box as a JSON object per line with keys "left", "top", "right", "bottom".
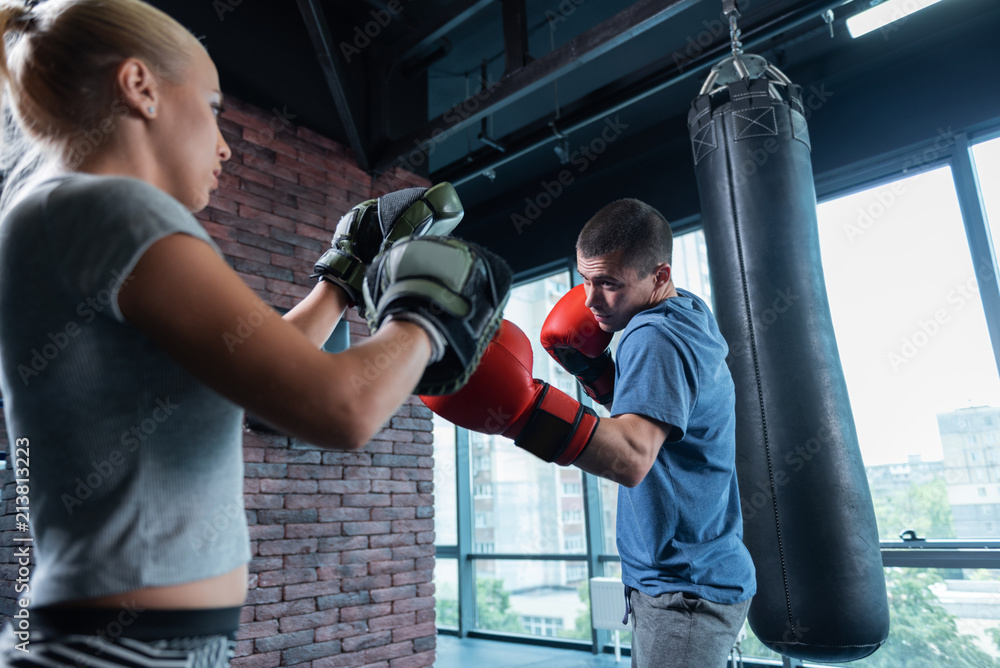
{"left": 686, "top": 57, "right": 889, "bottom": 662}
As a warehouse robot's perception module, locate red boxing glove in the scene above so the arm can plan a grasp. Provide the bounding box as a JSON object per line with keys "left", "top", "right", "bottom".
{"left": 540, "top": 284, "right": 615, "bottom": 406}
{"left": 420, "top": 319, "right": 598, "bottom": 466}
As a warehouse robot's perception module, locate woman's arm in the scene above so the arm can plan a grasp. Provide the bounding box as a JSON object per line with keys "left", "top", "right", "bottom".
{"left": 118, "top": 233, "right": 431, "bottom": 451}
{"left": 281, "top": 279, "right": 350, "bottom": 348}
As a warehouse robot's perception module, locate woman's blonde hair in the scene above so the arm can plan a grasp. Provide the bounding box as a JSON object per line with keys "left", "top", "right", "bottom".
{"left": 0, "top": 0, "right": 202, "bottom": 208}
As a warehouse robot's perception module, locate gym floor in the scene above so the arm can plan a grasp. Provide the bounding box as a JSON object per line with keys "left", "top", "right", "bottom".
{"left": 434, "top": 635, "right": 626, "bottom": 667}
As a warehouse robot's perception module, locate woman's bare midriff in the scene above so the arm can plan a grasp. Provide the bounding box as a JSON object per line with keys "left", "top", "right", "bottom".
{"left": 49, "top": 563, "right": 248, "bottom": 609}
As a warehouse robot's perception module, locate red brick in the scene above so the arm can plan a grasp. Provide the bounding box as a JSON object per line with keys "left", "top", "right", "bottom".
{"left": 371, "top": 481, "right": 417, "bottom": 494}
{"left": 284, "top": 578, "right": 342, "bottom": 601}
{"left": 340, "top": 548, "right": 392, "bottom": 565}
{"left": 238, "top": 619, "right": 279, "bottom": 640}
{"left": 390, "top": 519, "right": 433, "bottom": 533}
{"left": 370, "top": 505, "right": 417, "bottom": 524}
{"left": 369, "top": 533, "right": 415, "bottom": 549}
{"left": 343, "top": 467, "right": 391, "bottom": 481}
{"left": 392, "top": 443, "right": 433, "bottom": 456}
{"left": 244, "top": 479, "right": 261, "bottom": 494}
{"left": 288, "top": 464, "right": 344, "bottom": 479}
{"left": 365, "top": 641, "right": 412, "bottom": 663}
{"left": 340, "top": 575, "right": 392, "bottom": 593}
{"left": 260, "top": 479, "right": 318, "bottom": 494}
{"left": 258, "top": 567, "right": 317, "bottom": 587}
{"left": 319, "top": 507, "right": 370, "bottom": 522}
{"left": 230, "top": 651, "right": 281, "bottom": 668}
{"left": 284, "top": 494, "right": 342, "bottom": 509}
{"left": 369, "top": 560, "right": 414, "bottom": 576}
{"left": 370, "top": 585, "right": 416, "bottom": 603}
{"left": 389, "top": 650, "right": 435, "bottom": 668}
{"left": 390, "top": 468, "right": 433, "bottom": 481}
{"left": 368, "top": 612, "right": 416, "bottom": 632}
{"left": 317, "top": 480, "right": 372, "bottom": 494}
{"left": 312, "top": 651, "right": 367, "bottom": 668}
{"left": 285, "top": 522, "right": 343, "bottom": 539}
{"left": 317, "top": 563, "right": 368, "bottom": 580}
{"left": 391, "top": 622, "right": 435, "bottom": 643}
{"left": 248, "top": 556, "right": 283, "bottom": 573}
{"left": 390, "top": 494, "right": 433, "bottom": 508}
{"left": 246, "top": 586, "right": 282, "bottom": 604}
{"left": 254, "top": 630, "right": 314, "bottom": 654}
{"left": 265, "top": 449, "right": 322, "bottom": 464}
{"left": 321, "top": 452, "right": 372, "bottom": 466}
{"left": 258, "top": 538, "right": 318, "bottom": 556}
{"left": 342, "top": 630, "right": 392, "bottom": 653}
{"left": 249, "top": 525, "right": 284, "bottom": 540}
{"left": 339, "top": 602, "right": 393, "bottom": 623}
{"left": 314, "top": 621, "right": 369, "bottom": 644}
{"left": 343, "top": 521, "right": 391, "bottom": 536}
{"left": 274, "top": 202, "right": 325, "bottom": 227}
{"left": 255, "top": 598, "right": 317, "bottom": 621}
{"left": 245, "top": 494, "right": 283, "bottom": 510}
{"left": 342, "top": 494, "right": 391, "bottom": 507}
{"left": 392, "top": 570, "right": 432, "bottom": 586}
{"left": 279, "top": 608, "right": 340, "bottom": 633}
{"left": 282, "top": 639, "right": 343, "bottom": 664}
{"left": 317, "top": 535, "right": 369, "bottom": 552}
{"left": 392, "top": 596, "right": 434, "bottom": 613}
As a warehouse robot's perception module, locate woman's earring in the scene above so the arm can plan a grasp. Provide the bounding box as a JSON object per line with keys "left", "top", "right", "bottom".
{"left": 147, "top": 107, "right": 155, "bottom": 114}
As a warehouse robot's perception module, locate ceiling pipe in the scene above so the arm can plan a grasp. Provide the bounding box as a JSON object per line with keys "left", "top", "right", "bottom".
{"left": 436, "top": 0, "right": 854, "bottom": 186}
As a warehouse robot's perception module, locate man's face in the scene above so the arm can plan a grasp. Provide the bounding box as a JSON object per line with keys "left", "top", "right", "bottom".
{"left": 576, "top": 249, "right": 660, "bottom": 332}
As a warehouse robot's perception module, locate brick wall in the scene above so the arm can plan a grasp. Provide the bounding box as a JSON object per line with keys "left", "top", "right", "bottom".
{"left": 0, "top": 96, "right": 437, "bottom": 667}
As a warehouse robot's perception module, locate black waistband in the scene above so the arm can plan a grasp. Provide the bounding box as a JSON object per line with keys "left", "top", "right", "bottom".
{"left": 28, "top": 605, "right": 242, "bottom": 642}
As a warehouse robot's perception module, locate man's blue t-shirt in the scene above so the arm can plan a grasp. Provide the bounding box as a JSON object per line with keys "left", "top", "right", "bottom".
{"left": 612, "top": 288, "right": 756, "bottom": 604}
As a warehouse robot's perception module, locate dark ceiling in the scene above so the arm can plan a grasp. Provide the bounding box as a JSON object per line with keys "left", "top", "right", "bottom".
{"left": 149, "top": 0, "right": 1000, "bottom": 275}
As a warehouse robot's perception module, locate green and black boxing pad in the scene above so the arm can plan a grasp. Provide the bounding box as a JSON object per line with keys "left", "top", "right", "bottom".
{"left": 312, "top": 182, "right": 464, "bottom": 311}
{"left": 362, "top": 236, "right": 512, "bottom": 396}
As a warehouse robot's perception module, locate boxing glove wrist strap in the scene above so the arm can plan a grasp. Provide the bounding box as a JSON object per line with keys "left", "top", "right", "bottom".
{"left": 384, "top": 313, "right": 446, "bottom": 364}
{"left": 515, "top": 384, "right": 599, "bottom": 466}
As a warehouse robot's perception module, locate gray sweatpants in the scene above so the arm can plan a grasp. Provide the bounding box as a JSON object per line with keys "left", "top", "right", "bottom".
{"left": 628, "top": 587, "right": 751, "bottom": 668}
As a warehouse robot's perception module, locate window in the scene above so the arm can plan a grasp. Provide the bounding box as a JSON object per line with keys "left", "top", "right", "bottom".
{"left": 433, "top": 413, "right": 458, "bottom": 546}
{"left": 473, "top": 484, "right": 492, "bottom": 497}
{"left": 522, "top": 616, "right": 565, "bottom": 638}
{"left": 563, "top": 536, "right": 584, "bottom": 551}
{"left": 561, "top": 483, "right": 582, "bottom": 496}
{"left": 815, "top": 166, "right": 1000, "bottom": 544}
{"left": 971, "top": 136, "right": 1000, "bottom": 262}
{"left": 475, "top": 512, "right": 490, "bottom": 527}
{"left": 562, "top": 509, "right": 583, "bottom": 524}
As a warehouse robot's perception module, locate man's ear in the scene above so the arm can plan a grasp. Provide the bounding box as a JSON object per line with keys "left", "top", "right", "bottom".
{"left": 654, "top": 262, "right": 672, "bottom": 288}
{"left": 116, "top": 57, "right": 160, "bottom": 119}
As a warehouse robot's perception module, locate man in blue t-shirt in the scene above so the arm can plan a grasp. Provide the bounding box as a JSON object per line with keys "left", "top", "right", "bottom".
{"left": 570, "top": 198, "right": 756, "bottom": 668}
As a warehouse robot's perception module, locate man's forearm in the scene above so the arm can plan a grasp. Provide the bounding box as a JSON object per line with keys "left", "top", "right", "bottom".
{"left": 282, "top": 280, "right": 349, "bottom": 348}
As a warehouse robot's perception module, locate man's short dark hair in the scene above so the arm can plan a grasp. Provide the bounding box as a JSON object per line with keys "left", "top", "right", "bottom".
{"left": 576, "top": 199, "right": 673, "bottom": 277}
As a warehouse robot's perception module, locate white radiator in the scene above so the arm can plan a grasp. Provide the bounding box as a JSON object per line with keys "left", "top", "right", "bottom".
{"left": 590, "top": 577, "right": 627, "bottom": 662}
{"left": 590, "top": 577, "right": 627, "bottom": 629}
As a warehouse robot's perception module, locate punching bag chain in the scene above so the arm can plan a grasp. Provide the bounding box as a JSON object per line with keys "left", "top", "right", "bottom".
{"left": 723, "top": 0, "right": 744, "bottom": 58}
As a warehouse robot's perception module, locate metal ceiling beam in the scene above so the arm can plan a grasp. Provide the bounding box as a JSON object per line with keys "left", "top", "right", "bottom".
{"left": 434, "top": 0, "right": 852, "bottom": 186}
{"left": 502, "top": 0, "right": 531, "bottom": 74}
{"left": 373, "top": 0, "right": 702, "bottom": 173}
{"left": 387, "top": 0, "right": 496, "bottom": 65}
{"left": 297, "top": 0, "right": 370, "bottom": 172}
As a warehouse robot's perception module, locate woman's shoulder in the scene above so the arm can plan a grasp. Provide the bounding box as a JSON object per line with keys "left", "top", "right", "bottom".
{"left": 46, "top": 173, "right": 184, "bottom": 211}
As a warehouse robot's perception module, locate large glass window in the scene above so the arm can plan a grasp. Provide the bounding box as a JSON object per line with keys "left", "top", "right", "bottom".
{"left": 433, "top": 412, "right": 457, "bottom": 546}
{"left": 815, "top": 166, "right": 1000, "bottom": 542}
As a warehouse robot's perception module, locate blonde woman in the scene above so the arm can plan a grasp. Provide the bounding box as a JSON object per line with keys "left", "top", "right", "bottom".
{"left": 0, "top": 0, "right": 507, "bottom": 664}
